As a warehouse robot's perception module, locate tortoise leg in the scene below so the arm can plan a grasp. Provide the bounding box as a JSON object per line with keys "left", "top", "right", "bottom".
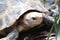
{"left": 0, "top": 29, "right": 19, "bottom": 40}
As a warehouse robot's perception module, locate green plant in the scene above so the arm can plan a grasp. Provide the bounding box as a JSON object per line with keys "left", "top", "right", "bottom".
{"left": 48, "top": 15, "right": 59, "bottom": 40}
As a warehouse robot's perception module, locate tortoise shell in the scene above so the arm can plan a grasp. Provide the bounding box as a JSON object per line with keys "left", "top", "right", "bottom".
{"left": 0, "top": 0, "right": 48, "bottom": 30}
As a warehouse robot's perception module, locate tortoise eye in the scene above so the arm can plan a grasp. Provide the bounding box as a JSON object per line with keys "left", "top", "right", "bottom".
{"left": 32, "top": 17, "right": 37, "bottom": 20}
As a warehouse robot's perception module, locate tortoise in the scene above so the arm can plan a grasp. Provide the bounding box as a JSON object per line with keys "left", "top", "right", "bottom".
{"left": 0, "top": 0, "right": 59, "bottom": 40}
{"left": 0, "top": 0, "right": 49, "bottom": 31}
